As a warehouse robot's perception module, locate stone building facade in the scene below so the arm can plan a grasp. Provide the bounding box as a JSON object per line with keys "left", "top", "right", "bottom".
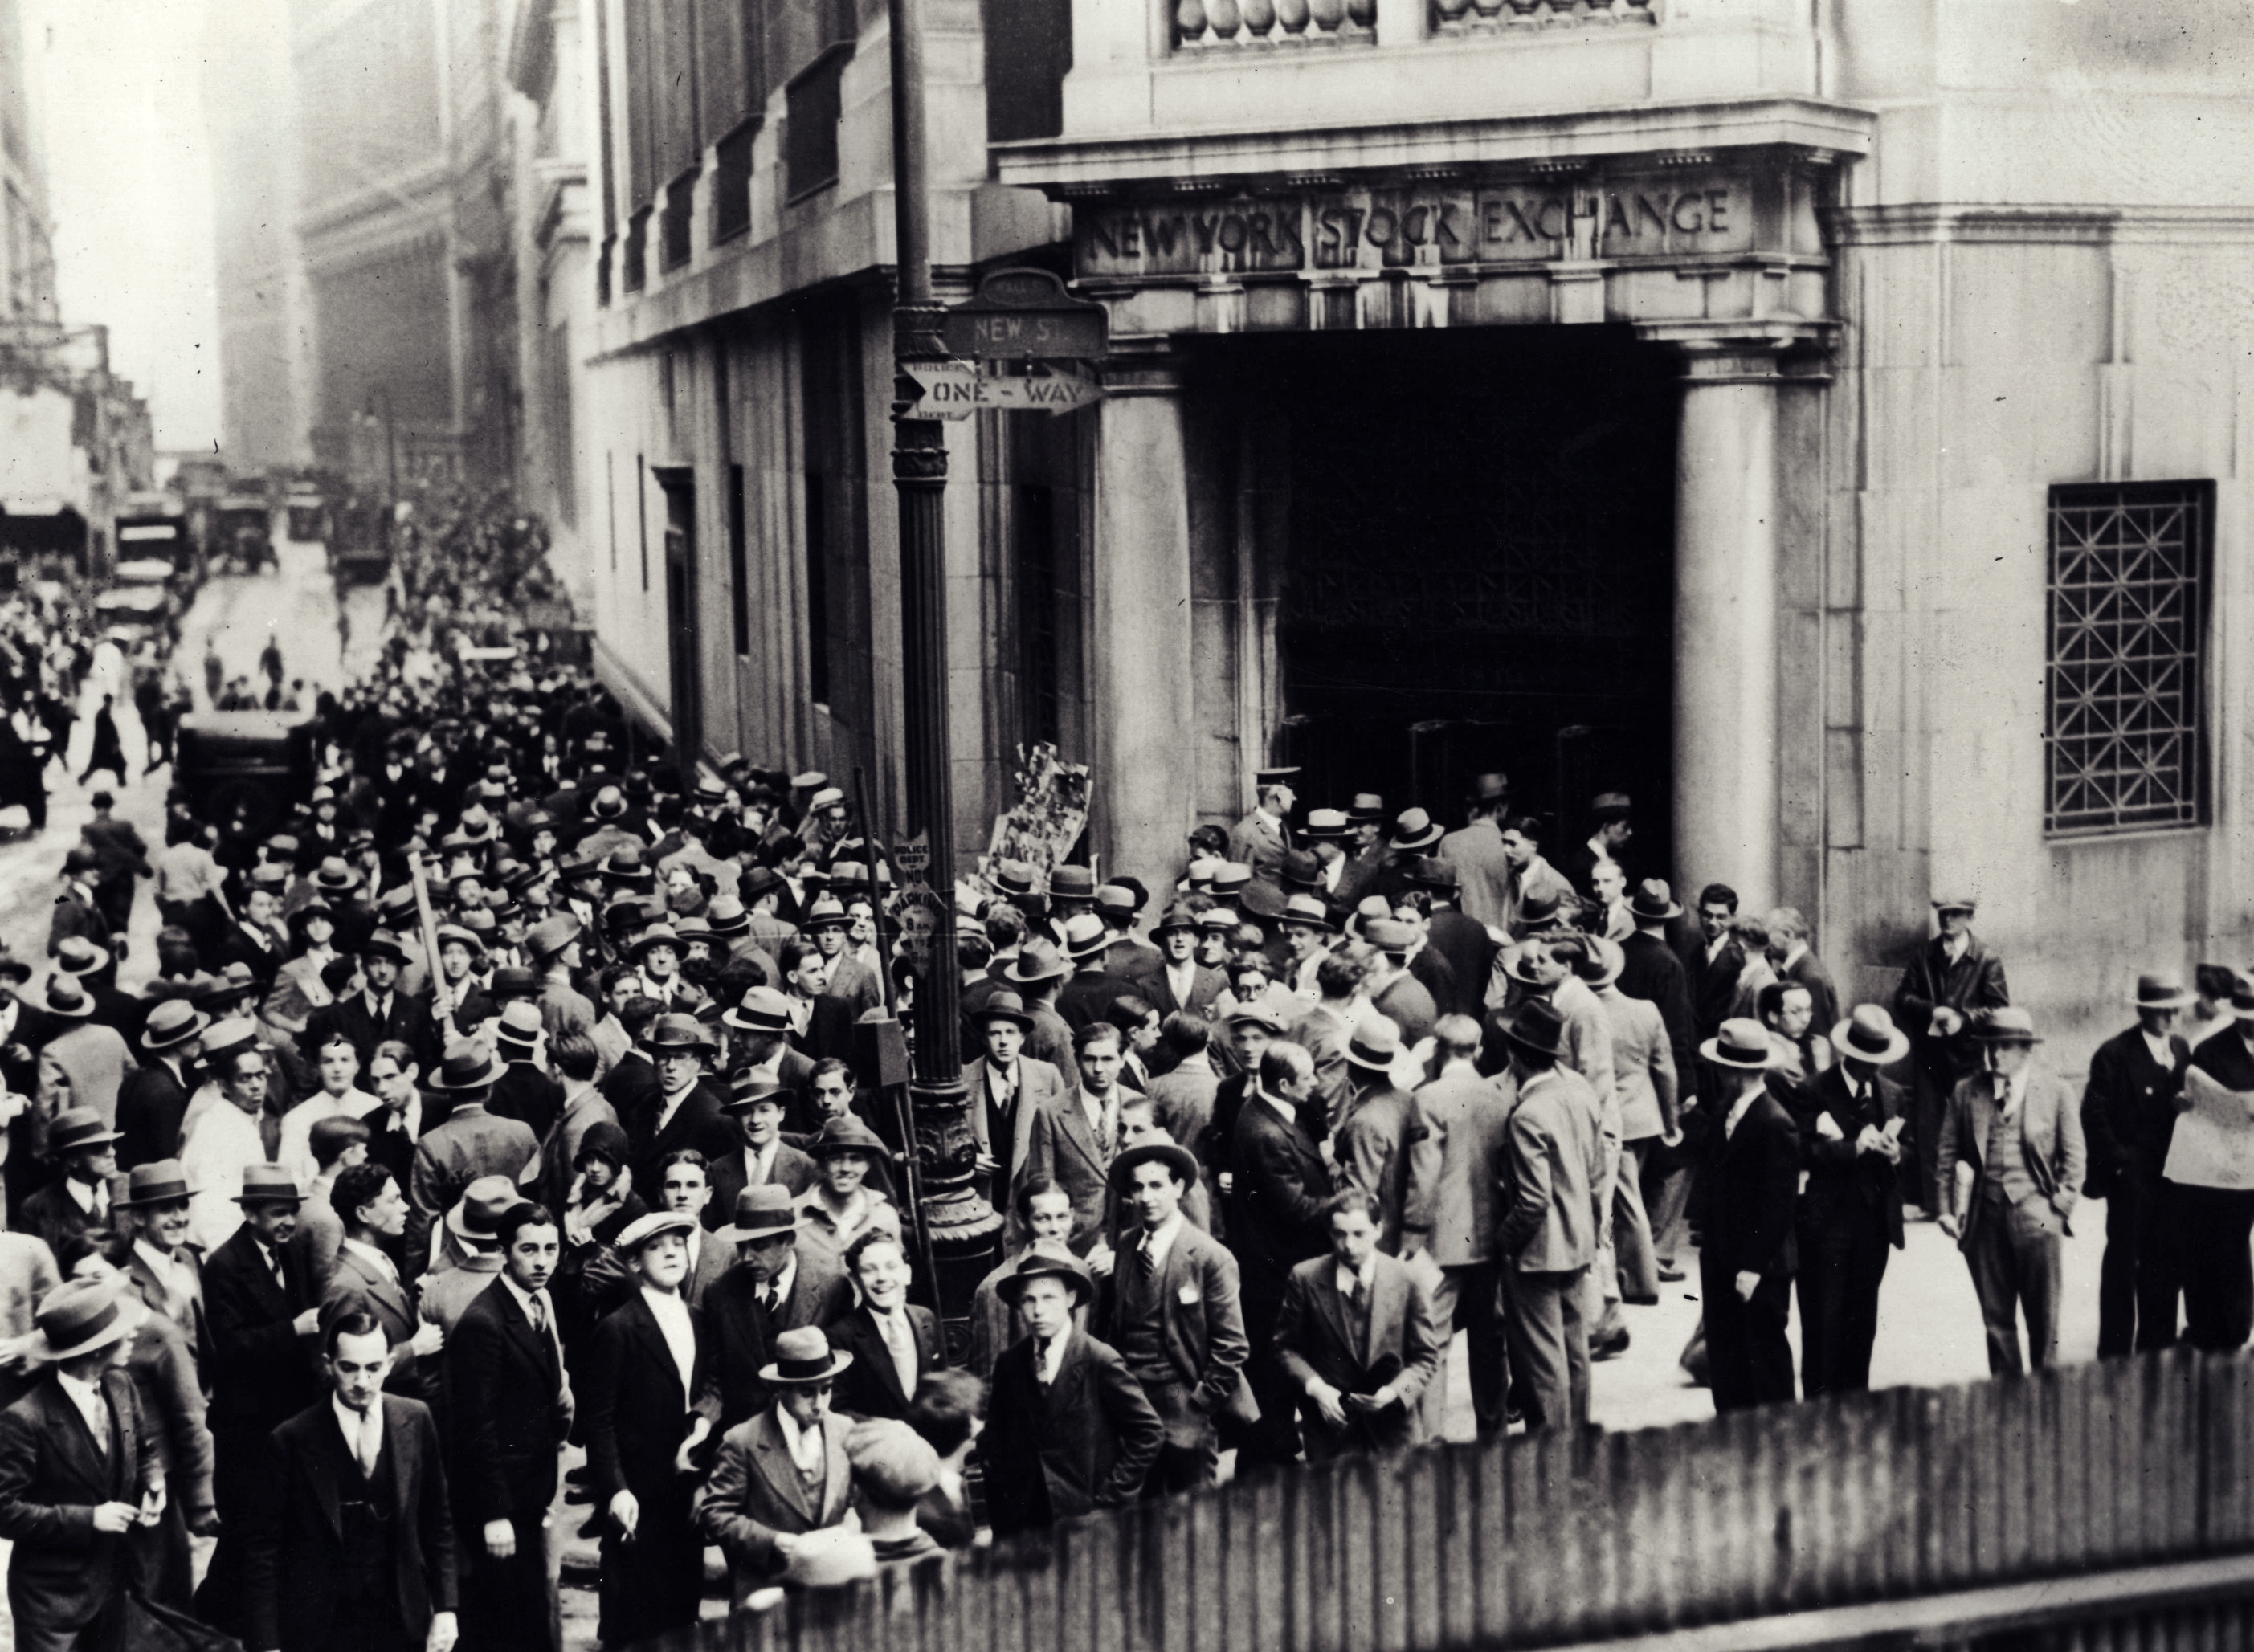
{"left": 571, "top": 0, "right": 2254, "bottom": 1067}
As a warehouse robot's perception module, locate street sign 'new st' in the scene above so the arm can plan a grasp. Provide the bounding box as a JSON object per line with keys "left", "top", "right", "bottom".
{"left": 940, "top": 267, "right": 1109, "bottom": 361}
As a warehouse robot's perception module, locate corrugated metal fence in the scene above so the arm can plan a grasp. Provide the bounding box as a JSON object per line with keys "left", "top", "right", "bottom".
{"left": 653, "top": 1348, "right": 2254, "bottom": 1652}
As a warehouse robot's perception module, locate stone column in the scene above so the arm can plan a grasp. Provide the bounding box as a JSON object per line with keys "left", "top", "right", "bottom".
{"left": 1090, "top": 347, "right": 1197, "bottom": 880}
{"left": 1656, "top": 329, "right": 1796, "bottom": 915}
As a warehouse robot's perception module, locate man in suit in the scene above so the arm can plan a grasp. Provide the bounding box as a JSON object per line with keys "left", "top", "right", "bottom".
{"left": 1937, "top": 1007, "right": 2085, "bottom": 1375}
{"left": 1493, "top": 1000, "right": 1603, "bottom": 1431}
{"left": 1400, "top": 1014, "right": 1511, "bottom": 1438}
{"left": 324, "top": 1163, "right": 445, "bottom": 1397}
{"left": 1437, "top": 773, "right": 1513, "bottom": 932}
{"left": 488, "top": 1005, "right": 564, "bottom": 1144}
{"left": 1894, "top": 895, "right": 2011, "bottom": 1216}
{"left": 115, "top": 1157, "right": 212, "bottom": 1379}
{"left": 630, "top": 1012, "right": 734, "bottom": 1197}
{"left": 581, "top": 1210, "right": 717, "bottom": 1646}
{"left": 1227, "top": 770, "right": 1297, "bottom": 884}
{"left": 1023, "top": 1020, "right": 1129, "bottom": 1249}
{"left": 652, "top": 1151, "right": 733, "bottom": 1306}
{"left": 707, "top": 1072, "right": 819, "bottom": 1231}
{"left": 1359, "top": 919, "right": 1439, "bottom": 1049}
{"left": 966, "top": 990, "right": 1065, "bottom": 1226}
{"left": 1226, "top": 1039, "right": 1333, "bottom": 1468}
{"left": 2082, "top": 973, "right": 2195, "bottom": 1357}
{"left": 1697, "top": 1018, "right": 1803, "bottom": 1409}
{"left": 1097, "top": 1140, "right": 1248, "bottom": 1495}
{"left": 1145, "top": 907, "right": 1227, "bottom": 1023}
{"left": 304, "top": 932, "right": 423, "bottom": 1072}
{"left": 47, "top": 849, "right": 111, "bottom": 961}
{"left": 1333, "top": 1016, "right": 1425, "bottom": 1250}
{"left": 411, "top": 1042, "right": 541, "bottom": 1239}
{"left": 1145, "top": 1014, "right": 1221, "bottom": 1160}
{"left": 1561, "top": 791, "right": 1635, "bottom": 904}
{"left": 447, "top": 1201, "right": 571, "bottom": 1652}
{"left": 696, "top": 1325, "right": 856, "bottom": 1604}
{"left": 0, "top": 1278, "right": 162, "bottom": 1652}
{"left": 597, "top": 993, "right": 663, "bottom": 1132}
{"left": 1276, "top": 1187, "right": 1442, "bottom": 1460}
{"left": 1617, "top": 882, "right": 1696, "bottom": 1280}
{"left": 115, "top": 999, "right": 202, "bottom": 1169}
{"left": 699, "top": 1185, "right": 854, "bottom": 1430}
{"left": 982, "top": 1249, "right": 1162, "bottom": 1538}
{"left": 1056, "top": 915, "right": 1138, "bottom": 1034}
{"left": 1415, "top": 862, "right": 1493, "bottom": 1009}
{"left": 16, "top": 1107, "right": 121, "bottom": 1262}
{"left": 1796, "top": 1007, "right": 1910, "bottom": 1396}
{"left": 1764, "top": 908, "right": 1840, "bottom": 1037}
{"left": 243, "top": 1308, "right": 459, "bottom": 1652}
{"left": 823, "top": 1229, "right": 941, "bottom": 1423}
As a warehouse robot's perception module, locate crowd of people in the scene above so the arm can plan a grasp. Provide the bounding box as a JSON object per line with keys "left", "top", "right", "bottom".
{"left": 0, "top": 557, "right": 2248, "bottom": 1652}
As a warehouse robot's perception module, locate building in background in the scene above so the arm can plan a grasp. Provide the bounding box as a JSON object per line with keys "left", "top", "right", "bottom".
{"left": 0, "top": 0, "right": 151, "bottom": 575}
{"left": 291, "top": 0, "right": 518, "bottom": 493}
{"left": 204, "top": 0, "right": 311, "bottom": 475}
{"left": 558, "top": 1, "right": 2254, "bottom": 1071}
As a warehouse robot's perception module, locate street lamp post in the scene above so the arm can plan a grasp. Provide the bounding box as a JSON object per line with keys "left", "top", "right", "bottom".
{"left": 886, "top": 0, "right": 998, "bottom": 1311}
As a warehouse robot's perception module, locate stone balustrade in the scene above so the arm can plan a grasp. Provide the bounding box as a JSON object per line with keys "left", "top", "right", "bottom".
{"left": 1174, "top": 0, "right": 1378, "bottom": 51}
{"left": 1431, "top": 0, "right": 1656, "bottom": 31}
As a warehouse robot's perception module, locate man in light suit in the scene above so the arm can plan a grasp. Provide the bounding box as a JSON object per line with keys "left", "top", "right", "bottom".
{"left": 1495, "top": 1000, "right": 1603, "bottom": 1432}
{"left": 1400, "top": 1014, "right": 1511, "bottom": 1438}
{"left": 1096, "top": 1141, "right": 1248, "bottom": 1495}
{"left": 0, "top": 1279, "right": 162, "bottom": 1652}
{"left": 705, "top": 1073, "right": 819, "bottom": 1230}
{"left": 243, "top": 1308, "right": 459, "bottom": 1652}
{"left": 982, "top": 1250, "right": 1162, "bottom": 1538}
{"left": 966, "top": 989, "right": 1065, "bottom": 1234}
{"left": 1020, "top": 1020, "right": 1127, "bottom": 1250}
{"left": 1438, "top": 773, "right": 1514, "bottom": 932}
{"left": 1332, "top": 1015, "right": 1425, "bottom": 1253}
{"left": 1937, "top": 1006, "right": 2085, "bottom": 1376}
{"left": 1276, "top": 1188, "right": 1442, "bottom": 1460}
{"left": 1227, "top": 770, "right": 1297, "bottom": 884}
{"left": 696, "top": 1326, "right": 855, "bottom": 1605}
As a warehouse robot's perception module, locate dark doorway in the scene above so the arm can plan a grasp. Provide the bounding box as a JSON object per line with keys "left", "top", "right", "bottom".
{"left": 655, "top": 467, "right": 700, "bottom": 791}
{"left": 1252, "top": 325, "right": 1676, "bottom": 869}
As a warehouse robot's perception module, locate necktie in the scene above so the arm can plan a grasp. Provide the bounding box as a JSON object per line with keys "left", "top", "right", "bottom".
{"left": 1139, "top": 1237, "right": 1158, "bottom": 1278}
{"left": 357, "top": 1412, "right": 380, "bottom": 1477}
{"left": 530, "top": 1293, "right": 548, "bottom": 1336}
{"left": 1035, "top": 1337, "right": 1056, "bottom": 1386}
{"left": 884, "top": 1312, "right": 917, "bottom": 1395}
{"left": 88, "top": 1388, "right": 110, "bottom": 1458}
{"left": 91, "top": 1185, "right": 108, "bottom": 1222}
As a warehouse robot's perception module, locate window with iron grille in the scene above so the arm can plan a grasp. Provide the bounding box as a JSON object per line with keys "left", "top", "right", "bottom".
{"left": 2045, "top": 480, "right": 2212, "bottom": 835}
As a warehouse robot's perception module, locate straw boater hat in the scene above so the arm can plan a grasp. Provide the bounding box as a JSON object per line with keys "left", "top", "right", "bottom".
{"left": 311, "top": 857, "right": 360, "bottom": 894}
{"left": 1061, "top": 914, "right": 1114, "bottom": 963}
{"left": 1343, "top": 1016, "right": 1404, "bottom": 1074}
{"left": 24, "top": 1279, "right": 145, "bottom": 1363}
{"left": 1279, "top": 893, "right": 1334, "bottom": 933}
{"left": 1831, "top": 1005, "right": 1912, "bottom": 1066}
{"left": 758, "top": 1324, "right": 852, "bottom": 1386}
{"left": 43, "top": 977, "right": 95, "bottom": 1021}
{"left": 52, "top": 936, "right": 109, "bottom": 978}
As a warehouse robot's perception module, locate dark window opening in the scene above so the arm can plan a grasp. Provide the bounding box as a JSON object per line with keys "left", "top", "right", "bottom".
{"left": 729, "top": 462, "right": 750, "bottom": 656}
{"left": 2045, "top": 479, "right": 2212, "bottom": 835}
{"left": 711, "top": 122, "right": 757, "bottom": 245}
{"left": 784, "top": 49, "right": 847, "bottom": 202}
{"left": 982, "top": 0, "right": 1071, "bottom": 143}
{"left": 804, "top": 471, "right": 831, "bottom": 704}
{"left": 623, "top": 206, "right": 651, "bottom": 292}
{"left": 660, "top": 169, "right": 698, "bottom": 271}
{"left": 597, "top": 236, "right": 614, "bottom": 308}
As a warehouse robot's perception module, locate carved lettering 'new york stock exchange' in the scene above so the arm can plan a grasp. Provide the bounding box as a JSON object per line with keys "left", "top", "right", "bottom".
{"left": 1076, "top": 177, "right": 1754, "bottom": 280}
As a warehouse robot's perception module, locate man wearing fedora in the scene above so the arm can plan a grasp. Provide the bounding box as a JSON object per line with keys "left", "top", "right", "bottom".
{"left": 413, "top": 1042, "right": 541, "bottom": 1250}
{"left": 116, "top": 1158, "right": 210, "bottom": 1377}
{"left": 983, "top": 1248, "right": 1162, "bottom": 1536}
{"left": 490, "top": 1002, "right": 566, "bottom": 1143}
{"left": 1796, "top": 1007, "right": 1911, "bottom": 1396}
{"left": 527, "top": 914, "right": 596, "bottom": 1044}
{"left": 628, "top": 1013, "right": 734, "bottom": 1199}
{"left": 116, "top": 998, "right": 204, "bottom": 1171}
{"left": 414, "top": 1177, "right": 519, "bottom": 1336}
{"left": 1936, "top": 1007, "right": 2083, "bottom": 1376}
{"left": 1227, "top": 1040, "right": 1333, "bottom": 1468}
{"left": 708, "top": 1071, "right": 819, "bottom": 1227}
{"left": 1439, "top": 773, "right": 1514, "bottom": 932}
{"left": 697, "top": 1324, "right": 857, "bottom": 1603}
{"left": 1893, "top": 895, "right": 2011, "bottom": 1218}
{"left": 965, "top": 989, "right": 1065, "bottom": 1232}
{"left": 18, "top": 1107, "right": 121, "bottom": 1260}
{"left": 243, "top": 1307, "right": 459, "bottom": 1652}
{"left": 718, "top": 985, "right": 816, "bottom": 1123}
{"left": 48, "top": 848, "right": 111, "bottom": 962}
{"left": 1358, "top": 918, "right": 1438, "bottom": 1050}
{"left": 198, "top": 1163, "right": 322, "bottom": 1635}
{"left": 1276, "top": 1187, "right": 1442, "bottom": 1461}
{"left": 1098, "top": 1137, "right": 1249, "bottom": 1495}
{"left": 1697, "top": 1018, "right": 1803, "bottom": 1409}
{"left": 792, "top": 1116, "right": 903, "bottom": 1275}
{"left": 37, "top": 976, "right": 133, "bottom": 1136}
{"left": 1228, "top": 768, "right": 1299, "bottom": 886}
{"left": 0, "top": 1276, "right": 162, "bottom": 1652}
{"left": 701, "top": 1184, "right": 854, "bottom": 1429}
{"left": 1333, "top": 1016, "right": 1426, "bottom": 1254}
{"left": 968, "top": 1179, "right": 1086, "bottom": 1378}
{"left": 304, "top": 932, "right": 423, "bottom": 1073}
{"left": 1145, "top": 906, "right": 1227, "bottom": 1024}
{"left": 2082, "top": 972, "right": 2196, "bottom": 1357}
{"left": 2157, "top": 975, "right": 2254, "bottom": 1353}
{"left": 1494, "top": 1001, "right": 1603, "bottom": 1431}
{"left": 448, "top": 1199, "right": 572, "bottom": 1652}
{"left": 1056, "top": 914, "right": 1137, "bottom": 1034}
{"left": 582, "top": 1209, "right": 717, "bottom": 1645}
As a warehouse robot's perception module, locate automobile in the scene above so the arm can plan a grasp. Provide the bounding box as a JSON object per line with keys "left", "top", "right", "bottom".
{"left": 214, "top": 496, "right": 275, "bottom": 572}
{"left": 174, "top": 711, "right": 317, "bottom": 836}
{"left": 285, "top": 492, "right": 329, "bottom": 543}
{"left": 330, "top": 496, "right": 392, "bottom": 585}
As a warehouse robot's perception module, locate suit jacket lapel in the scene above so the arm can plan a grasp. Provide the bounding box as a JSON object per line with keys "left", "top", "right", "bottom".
{"left": 42, "top": 1384, "right": 108, "bottom": 1494}
{"left": 382, "top": 1397, "right": 415, "bottom": 1519}
{"left": 748, "top": 1413, "right": 816, "bottom": 1520}
{"left": 627, "top": 1296, "right": 683, "bottom": 1406}
{"left": 1366, "top": 1265, "right": 1404, "bottom": 1367}
{"left": 1055, "top": 1092, "right": 1104, "bottom": 1169}
{"left": 307, "top": 1413, "right": 346, "bottom": 1538}
{"left": 819, "top": 1418, "right": 853, "bottom": 1524}
{"left": 1313, "top": 1266, "right": 1354, "bottom": 1360}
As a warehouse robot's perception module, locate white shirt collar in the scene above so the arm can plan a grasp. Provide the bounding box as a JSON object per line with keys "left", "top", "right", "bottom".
{"left": 333, "top": 1396, "right": 382, "bottom": 1464}
{"left": 1706, "top": 932, "right": 1730, "bottom": 962}
{"left": 1035, "top": 1328, "right": 1069, "bottom": 1385}
{"left": 56, "top": 1369, "right": 107, "bottom": 1441}
{"left": 1261, "top": 1087, "right": 1298, "bottom": 1124}
{"left": 775, "top": 1402, "right": 825, "bottom": 1473}
{"left": 134, "top": 1238, "right": 188, "bottom": 1295}
{"left": 2142, "top": 1029, "right": 2178, "bottom": 1071}
{"left": 640, "top": 1285, "right": 697, "bottom": 1396}
{"left": 1138, "top": 1210, "right": 1186, "bottom": 1273}
{"left": 500, "top": 1272, "right": 552, "bottom": 1328}
{"left": 65, "top": 1177, "right": 104, "bottom": 1218}
{"left": 1335, "top": 1252, "right": 1378, "bottom": 1297}
{"left": 343, "top": 1238, "right": 398, "bottom": 1284}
